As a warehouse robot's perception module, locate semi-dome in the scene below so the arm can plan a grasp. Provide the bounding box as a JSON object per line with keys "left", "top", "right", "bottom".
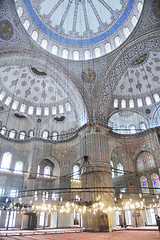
{"left": 14, "top": 0, "right": 144, "bottom": 60}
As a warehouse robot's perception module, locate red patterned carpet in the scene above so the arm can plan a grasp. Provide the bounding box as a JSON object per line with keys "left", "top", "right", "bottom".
{"left": 0, "top": 231, "right": 159, "bottom": 240}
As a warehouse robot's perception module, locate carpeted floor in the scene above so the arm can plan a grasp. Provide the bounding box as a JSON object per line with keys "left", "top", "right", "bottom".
{"left": 0, "top": 231, "right": 159, "bottom": 240}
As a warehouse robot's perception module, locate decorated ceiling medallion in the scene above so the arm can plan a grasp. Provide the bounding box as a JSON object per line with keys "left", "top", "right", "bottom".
{"left": 31, "top": 67, "right": 47, "bottom": 76}
{"left": 54, "top": 116, "right": 65, "bottom": 122}
{"left": 131, "top": 53, "right": 147, "bottom": 66}
{"left": 81, "top": 69, "right": 96, "bottom": 83}
{"left": 146, "top": 109, "right": 151, "bottom": 114}
{"left": 15, "top": 0, "right": 144, "bottom": 60}
{"left": 0, "top": 20, "right": 14, "bottom": 41}
{"left": 37, "top": 118, "right": 42, "bottom": 123}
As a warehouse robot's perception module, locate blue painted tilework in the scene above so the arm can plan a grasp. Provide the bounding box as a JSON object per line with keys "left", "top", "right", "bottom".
{"left": 24, "top": 0, "right": 135, "bottom": 47}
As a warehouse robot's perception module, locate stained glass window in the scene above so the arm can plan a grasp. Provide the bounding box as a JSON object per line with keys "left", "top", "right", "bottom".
{"left": 137, "top": 159, "right": 144, "bottom": 170}
{"left": 147, "top": 155, "right": 155, "bottom": 167}
{"left": 140, "top": 176, "right": 150, "bottom": 194}
{"left": 151, "top": 173, "right": 160, "bottom": 194}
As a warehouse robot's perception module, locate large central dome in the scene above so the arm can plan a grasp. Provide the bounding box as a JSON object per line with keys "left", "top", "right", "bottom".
{"left": 15, "top": 0, "right": 144, "bottom": 60}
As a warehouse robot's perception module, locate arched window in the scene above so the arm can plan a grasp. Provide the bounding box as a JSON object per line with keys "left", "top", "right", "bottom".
{"left": 28, "top": 106, "right": 34, "bottom": 115}
{"left": 84, "top": 50, "right": 91, "bottom": 60}
{"left": 73, "top": 165, "right": 80, "bottom": 181}
{"left": 51, "top": 45, "right": 58, "bottom": 55}
{"left": 65, "top": 102, "right": 71, "bottom": 111}
{"left": 14, "top": 161, "right": 23, "bottom": 174}
{"left": 139, "top": 122, "right": 147, "bottom": 131}
{"left": 41, "top": 39, "right": 48, "bottom": 49}
{"left": 117, "top": 163, "right": 124, "bottom": 176}
{"left": 0, "top": 91, "right": 5, "bottom": 101}
{"left": 36, "top": 107, "right": 41, "bottom": 115}
{"left": 20, "top": 104, "right": 26, "bottom": 113}
{"left": 151, "top": 173, "right": 160, "bottom": 194}
{"left": 59, "top": 105, "right": 64, "bottom": 114}
{"left": 62, "top": 49, "right": 69, "bottom": 59}
{"left": 115, "top": 36, "right": 122, "bottom": 47}
{"left": 131, "top": 16, "right": 138, "bottom": 27}
{"left": 123, "top": 27, "right": 130, "bottom": 38}
{"left": 52, "top": 106, "right": 57, "bottom": 115}
{"left": 73, "top": 50, "right": 80, "bottom": 60}
{"left": 5, "top": 97, "right": 12, "bottom": 105}
{"left": 44, "top": 166, "right": 51, "bottom": 178}
{"left": 60, "top": 131, "right": 67, "bottom": 140}
{"left": 28, "top": 130, "right": 34, "bottom": 139}
{"left": 137, "top": 2, "right": 143, "bottom": 12}
{"left": 42, "top": 131, "right": 49, "bottom": 140}
{"left": 137, "top": 158, "right": 144, "bottom": 170}
{"left": 153, "top": 93, "right": 160, "bottom": 103}
{"left": 1, "top": 152, "right": 12, "bottom": 171}
{"left": 1, "top": 127, "right": 6, "bottom": 136}
{"left": 137, "top": 98, "right": 143, "bottom": 107}
{"left": 129, "top": 125, "right": 136, "bottom": 134}
{"left": 19, "top": 131, "right": 25, "bottom": 140}
{"left": 129, "top": 99, "right": 134, "bottom": 108}
{"left": 121, "top": 99, "right": 126, "bottom": 108}
{"left": 110, "top": 161, "right": 114, "bottom": 178}
{"left": 44, "top": 107, "right": 49, "bottom": 116}
{"left": 105, "top": 43, "right": 112, "bottom": 53}
{"left": 9, "top": 130, "right": 16, "bottom": 139}
{"left": 140, "top": 176, "right": 150, "bottom": 194}
{"left": 145, "top": 96, "right": 152, "bottom": 105}
{"left": 17, "top": 7, "right": 23, "bottom": 17}
{"left": 12, "top": 101, "right": 19, "bottom": 110}
{"left": 114, "top": 99, "right": 118, "bottom": 108}
{"left": 95, "top": 47, "right": 101, "bottom": 58}
{"left": 31, "top": 31, "right": 38, "bottom": 41}
{"left": 52, "top": 132, "right": 58, "bottom": 141}
{"left": 23, "top": 20, "right": 30, "bottom": 30}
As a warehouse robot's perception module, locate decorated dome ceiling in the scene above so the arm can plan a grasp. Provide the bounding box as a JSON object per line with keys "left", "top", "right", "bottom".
{"left": 0, "top": 54, "right": 88, "bottom": 126}
{"left": 0, "top": 65, "right": 68, "bottom": 105}
{"left": 113, "top": 51, "right": 160, "bottom": 99}
{"left": 15, "top": 0, "right": 144, "bottom": 60}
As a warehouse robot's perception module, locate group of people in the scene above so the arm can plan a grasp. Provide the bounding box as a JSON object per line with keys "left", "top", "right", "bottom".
{"left": 156, "top": 215, "right": 160, "bottom": 233}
